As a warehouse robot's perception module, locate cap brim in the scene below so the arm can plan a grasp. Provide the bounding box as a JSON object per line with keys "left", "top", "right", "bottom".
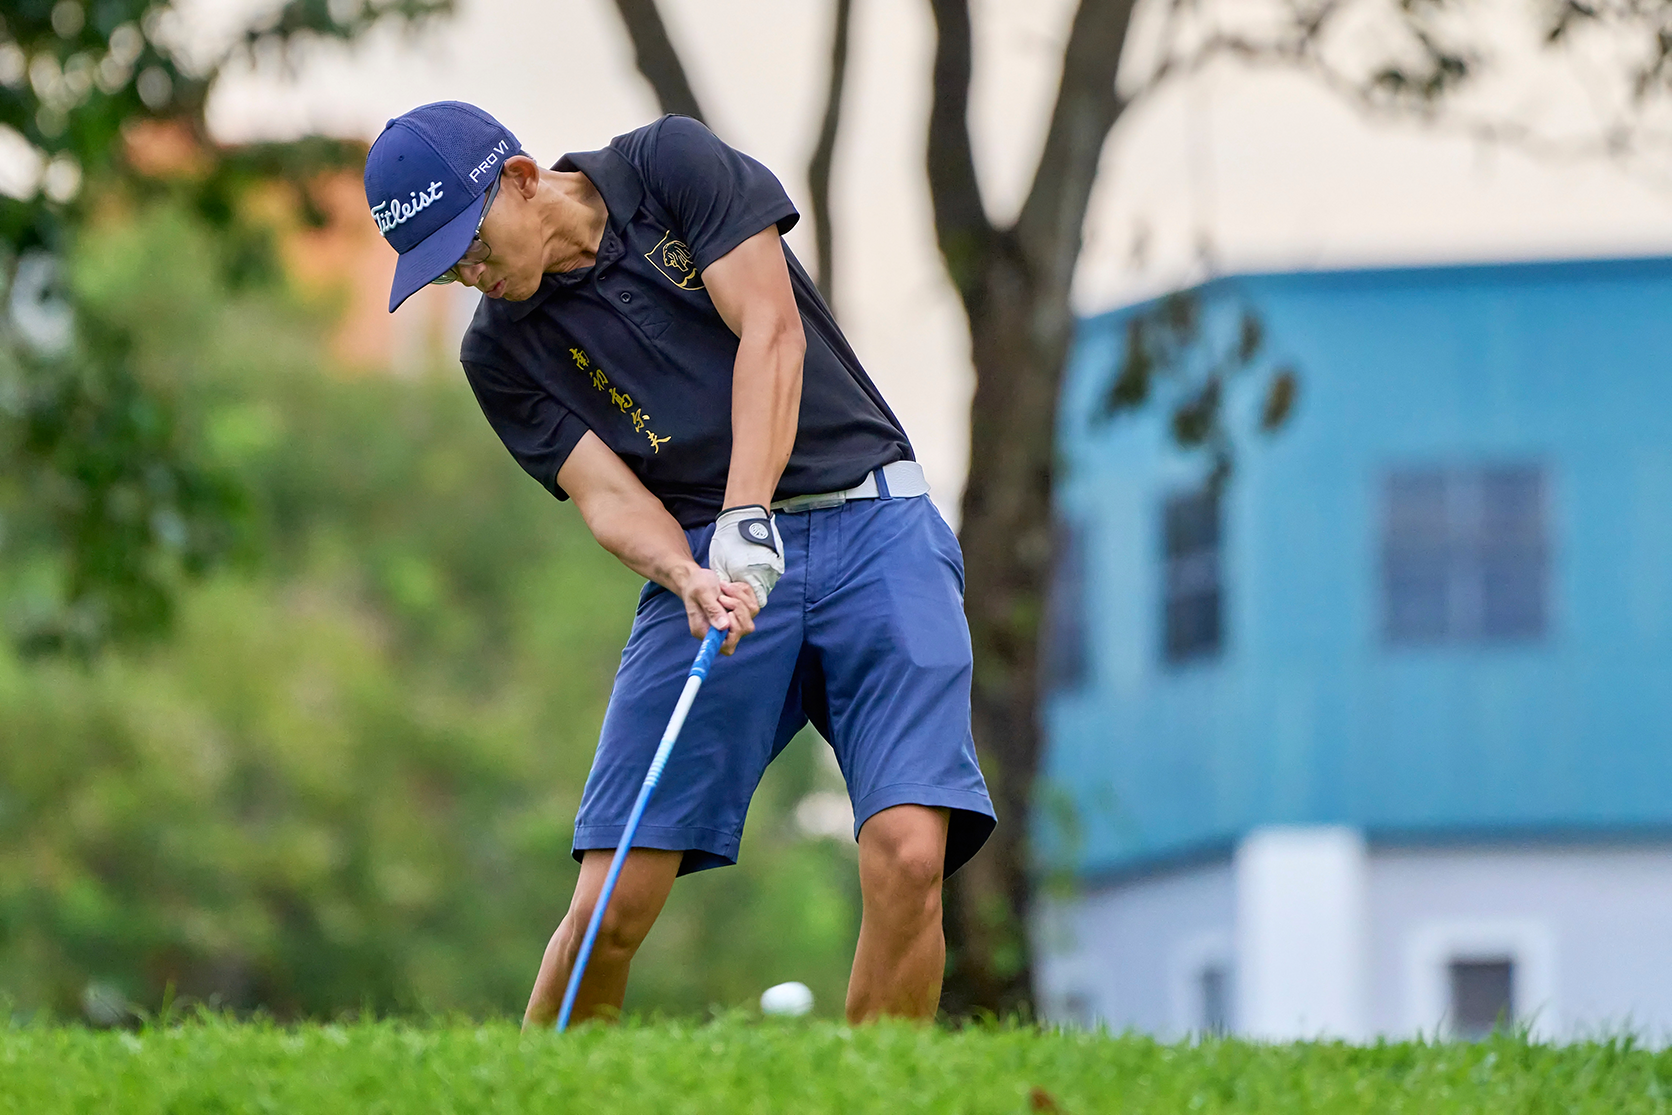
{"left": 387, "top": 190, "right": 490, "bottom": 312}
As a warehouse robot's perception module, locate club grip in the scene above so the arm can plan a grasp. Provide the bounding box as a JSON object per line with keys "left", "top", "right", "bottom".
{"left": 689, "top": 625, "right": 725, "bottom": 680}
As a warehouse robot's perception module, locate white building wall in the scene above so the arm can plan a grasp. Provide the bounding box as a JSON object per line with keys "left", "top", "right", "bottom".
{"left": 1368, "top": 844, "right": 1672, "bottom": 1042}
{"left": 1235, "top": 827, "right": 1368, "bottom": 1040}
{"left": 1034, "top": 859, "right": 1234, "bottom": 1038}
{"left": 1037, "top": 830, "right": 1672, "bottom": 1042}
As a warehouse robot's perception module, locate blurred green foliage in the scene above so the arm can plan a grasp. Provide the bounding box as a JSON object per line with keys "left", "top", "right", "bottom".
{"left": 0, "top": 0, "right": 449, "bottom": 650}
{"left": 0, "top": 199, "right": 860, "bottom": 1022}
{"left": 1, "top": 0, "right": 451, "bottom": 249}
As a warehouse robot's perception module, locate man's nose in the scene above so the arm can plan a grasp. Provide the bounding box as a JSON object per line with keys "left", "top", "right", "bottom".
{"left": 459, "top": 261, "right": 489, "bottom": 288}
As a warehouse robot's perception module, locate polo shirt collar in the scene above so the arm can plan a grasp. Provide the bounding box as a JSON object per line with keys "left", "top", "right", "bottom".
{"left": 557, "top": 146, "right": 644, "bottom": 234}
{"left": 503, "top": 146, "right": 645, "bottom": 322}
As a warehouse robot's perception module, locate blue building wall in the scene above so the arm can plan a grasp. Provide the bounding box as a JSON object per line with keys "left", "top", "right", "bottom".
{"left": 1044, "top": 256, "right": 1672, "bottom": 879}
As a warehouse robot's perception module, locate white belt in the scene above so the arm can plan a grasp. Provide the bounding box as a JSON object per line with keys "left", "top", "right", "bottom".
{"left": 770, "top": 460, "right": 929, "bottom": 513}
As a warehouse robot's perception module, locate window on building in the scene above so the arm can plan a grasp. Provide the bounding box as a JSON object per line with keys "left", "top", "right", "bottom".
{"left": 1449, "top": 958, "right": 1515, "bottom": 1039}
{"left": 1062, "top": 992, "right": 1094, "bottom": 1029}
{"left": 1043, "top": 518, "right": 1089, "bottom": 692}
{"left": 1382, "top": 465, "right": 1547, "bottom": 645}
{"left": 1164, "top": 489, "right": 1222, "bottom": 663}
{"left": 1199, "top": 964, "right": 1230, "bottom": 1036}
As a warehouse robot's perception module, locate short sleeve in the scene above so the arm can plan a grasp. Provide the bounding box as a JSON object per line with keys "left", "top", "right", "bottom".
{"left": 640, "top": 115, "right": 800, "bottom": 272}
{"left": 462, "top": 358, "right": 590, "bottom": 500}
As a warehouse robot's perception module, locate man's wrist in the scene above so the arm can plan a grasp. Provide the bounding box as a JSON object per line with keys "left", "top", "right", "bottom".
{"left": 665, "top": 558, "right": 704, "bottom": 596}
{"left": 715, "top": 505, "right": 779, "bottom": 557}
{"left": 721, "top": 484, "right": 775, "bottom": 510}
{"left": 721, "top": 491, "right": 773, "bottom": 510}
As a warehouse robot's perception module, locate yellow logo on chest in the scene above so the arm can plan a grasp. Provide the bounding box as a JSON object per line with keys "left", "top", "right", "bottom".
{"left": 645, "top": 231, "right": 703, "bottom": 290}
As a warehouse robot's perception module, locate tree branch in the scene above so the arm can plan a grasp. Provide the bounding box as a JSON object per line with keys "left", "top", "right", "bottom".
{"left": 244, "top": 0, "right": 454, "bottom": 54}
{"left": 1013, "top": 0, "right": 1141, "bottom": 310}
{"left": 611, "top": 0, "right": 706, "bottom": 123}
{"left": 1131, "top": 4, "right": 1672, "bottom": 195}
{"left": 926, "top": 0, "right": 995, "bottom": 303}
{"left": 807, "top": 0, "right": 854, "bottom": 308}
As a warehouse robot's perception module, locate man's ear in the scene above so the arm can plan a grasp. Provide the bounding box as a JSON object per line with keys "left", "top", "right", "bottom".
{"left": 502, "top": 154, "right": 542, "bottom": 199}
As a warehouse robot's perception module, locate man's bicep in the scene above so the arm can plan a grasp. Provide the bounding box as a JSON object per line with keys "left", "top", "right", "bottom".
{"left": 702, "top": 227, "right": 802, "bottom": 341}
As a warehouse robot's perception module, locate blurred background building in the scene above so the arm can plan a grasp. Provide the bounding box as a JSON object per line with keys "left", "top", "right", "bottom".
{"left": 1036, "top": 254, "right": 1672, "bottom": 1041}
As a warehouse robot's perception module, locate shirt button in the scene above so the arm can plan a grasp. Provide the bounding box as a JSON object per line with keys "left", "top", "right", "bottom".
{"left": 619, "top": 291, "right": 633, "bottom": 304}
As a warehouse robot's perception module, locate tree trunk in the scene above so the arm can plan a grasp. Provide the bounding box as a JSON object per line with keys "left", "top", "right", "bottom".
{"left": 927, "top": 0, "right": 1137, "bottom": 1017}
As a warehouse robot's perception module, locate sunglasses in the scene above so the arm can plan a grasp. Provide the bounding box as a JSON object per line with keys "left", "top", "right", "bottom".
{"left": 431, "top": 173, "right": 501, "bottom": 285}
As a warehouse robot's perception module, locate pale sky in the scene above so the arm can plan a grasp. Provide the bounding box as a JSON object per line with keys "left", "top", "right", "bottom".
{"left": 201, "top": 0, "right": 1672, "bottom": 510}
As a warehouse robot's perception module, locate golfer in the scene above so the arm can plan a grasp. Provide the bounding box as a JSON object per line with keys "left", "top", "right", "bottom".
{"left": 364, "top": 102, "right": 994, "bottom": 1027}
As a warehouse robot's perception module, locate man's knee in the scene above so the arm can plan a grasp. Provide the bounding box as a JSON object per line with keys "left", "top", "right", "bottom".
{"left": 860, "top": 805, "right": 949, "bottom": 899}
{"left": 568, "top": 893, "right": 655, "bottom": 964}
{"left": 566, "top": 849, "right": 680, "bottom": 964}
{"left": 886, "top": 845, "right": 944, "bottom": 901}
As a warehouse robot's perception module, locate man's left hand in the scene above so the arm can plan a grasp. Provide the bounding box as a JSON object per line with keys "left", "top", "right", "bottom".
{"left": 708, "top": 505, "right": 785, "bottom": 609}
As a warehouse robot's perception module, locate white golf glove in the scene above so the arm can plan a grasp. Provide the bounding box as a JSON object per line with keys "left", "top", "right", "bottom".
{"left": 708, "top": 504, "right": 785, "bottom": 609}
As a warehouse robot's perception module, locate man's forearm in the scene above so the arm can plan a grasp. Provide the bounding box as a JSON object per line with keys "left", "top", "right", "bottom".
{"left": 581, "top": 484, "right": 703, "bottom": 594}
{"left": 721, "top": 323, "right": 803, "bottom": 509}
{"left": 571, "top": 465, "right": 759, "bottom": 652}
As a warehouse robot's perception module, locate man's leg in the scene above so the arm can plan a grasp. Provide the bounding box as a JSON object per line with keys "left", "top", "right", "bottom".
{"left": 846, "top": 804, "right": 950, "bottom": 1022}
{"left": 522, "top": 847, "right": 683, "bottom": 1030}
{"left": 806, "top": 496, "right": 993, "bottom": 1022}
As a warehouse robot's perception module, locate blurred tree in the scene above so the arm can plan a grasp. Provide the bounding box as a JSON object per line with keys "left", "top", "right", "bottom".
{"left": 0, "top": 0, "right": 448, "bottom": 652}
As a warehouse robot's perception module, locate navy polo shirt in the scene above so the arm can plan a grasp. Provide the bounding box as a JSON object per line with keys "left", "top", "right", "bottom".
{"left": 458, "top": 115, "right": 914, "bottom": 529}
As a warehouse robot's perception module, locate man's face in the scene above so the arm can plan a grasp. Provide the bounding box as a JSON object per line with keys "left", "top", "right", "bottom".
{"left": 455, "top": 158, "right": 543, "bottom": 301}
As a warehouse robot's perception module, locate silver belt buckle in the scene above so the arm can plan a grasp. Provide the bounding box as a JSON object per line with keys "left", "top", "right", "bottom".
{"left": 777, "top": 492, "right": 847, "bottom": 513}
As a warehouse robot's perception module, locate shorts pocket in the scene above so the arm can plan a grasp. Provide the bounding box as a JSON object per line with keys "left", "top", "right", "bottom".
{"left": 929, "top": 503, "right": 967, "bottom": 598}
{"left": 893, "top": 509, "right": 973, "bottom": 669}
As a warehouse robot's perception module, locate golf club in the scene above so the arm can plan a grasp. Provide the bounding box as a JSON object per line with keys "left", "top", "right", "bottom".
{"left": 555, "top": 624, "right": 726, "bottom": 1032}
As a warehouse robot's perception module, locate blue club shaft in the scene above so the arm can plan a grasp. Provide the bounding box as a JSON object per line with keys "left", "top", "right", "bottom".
{"left": 556, "top": 625, "right": 726, "bottom": 1032}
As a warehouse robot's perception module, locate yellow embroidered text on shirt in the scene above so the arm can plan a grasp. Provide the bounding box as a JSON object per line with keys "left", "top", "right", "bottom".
{"left": 569, "top": 347, "right": 671, "bottom": 454}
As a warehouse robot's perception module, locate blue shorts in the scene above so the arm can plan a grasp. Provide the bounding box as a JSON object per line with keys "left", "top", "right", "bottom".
{"left": 573, "top": 492, "right": 995, "bottom": 877}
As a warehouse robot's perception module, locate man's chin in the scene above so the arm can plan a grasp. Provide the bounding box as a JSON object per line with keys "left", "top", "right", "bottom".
{"left": 478, "top": 274, "right": 538, "bottom": 301}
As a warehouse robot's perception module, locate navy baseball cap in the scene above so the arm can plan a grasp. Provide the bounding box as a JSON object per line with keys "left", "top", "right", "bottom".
{"left": 365, "top": 101, "right": 521, "bottom": 312}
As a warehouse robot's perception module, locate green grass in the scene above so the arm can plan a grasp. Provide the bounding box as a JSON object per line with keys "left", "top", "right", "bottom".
{"left": 1, "top": 1017, "right": 1669, "bottom": 1113}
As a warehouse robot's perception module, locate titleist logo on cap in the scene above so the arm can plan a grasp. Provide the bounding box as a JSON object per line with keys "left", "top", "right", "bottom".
{"left": 373, "top": 182, "right": 444, "bottom": 235}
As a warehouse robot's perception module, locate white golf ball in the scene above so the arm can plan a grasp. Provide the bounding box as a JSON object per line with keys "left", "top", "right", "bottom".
{"left": 759, "top": 981, "right": 814, "bottom": 1017}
